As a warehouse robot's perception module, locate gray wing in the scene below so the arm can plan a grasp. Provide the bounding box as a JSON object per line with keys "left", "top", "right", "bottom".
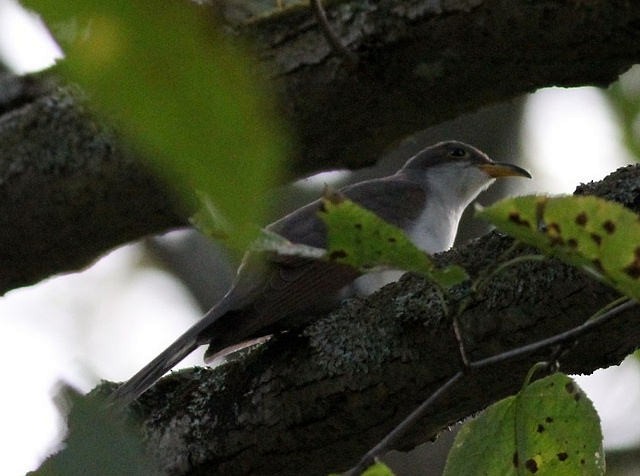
{"left": 200, "top": 177, "right": 426, "bottom": 354}
{"left": 269, "top": 175, "right": 426, "bottom": 247}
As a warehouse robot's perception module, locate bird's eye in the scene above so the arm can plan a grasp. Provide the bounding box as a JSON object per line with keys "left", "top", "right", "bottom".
{"left": 449, "top": 147, "right": 467, "bottom": 158}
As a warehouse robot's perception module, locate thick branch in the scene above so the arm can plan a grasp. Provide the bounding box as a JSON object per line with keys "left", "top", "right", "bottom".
{"left": 248, "top": 0, "right": 640, "bottom": 172}
{"left": 86, "top": 164, "right": 639, "bottom": 475}
{"left": 0, "top": 74, "right": 185, "bottom": 293}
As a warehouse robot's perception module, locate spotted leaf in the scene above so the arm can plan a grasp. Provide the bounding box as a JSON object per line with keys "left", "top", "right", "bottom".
{"left": 478, "top": 195, "right": 640, "bottom": 300}
{"left": 444, "top": 373, "right": 604, "bottom": 476}
{"left": 320, "top": 198, "right": 467, "bottom": 289}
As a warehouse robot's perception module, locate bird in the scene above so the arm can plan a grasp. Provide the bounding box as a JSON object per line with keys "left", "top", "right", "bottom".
{"left": 111, "top": 140, "right": 531, "bottom": 404}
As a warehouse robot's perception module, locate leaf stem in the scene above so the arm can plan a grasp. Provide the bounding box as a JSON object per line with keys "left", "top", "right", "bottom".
{"left": 474, "top": 254, "right": 546, "bottom": 294}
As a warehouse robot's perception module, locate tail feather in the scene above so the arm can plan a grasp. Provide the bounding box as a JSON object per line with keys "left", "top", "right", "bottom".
{"left": 109, "top": 331, "right": 199, "bottom": 405}
{"left": 109, "top": 304, "right": 228, "bottom": 405}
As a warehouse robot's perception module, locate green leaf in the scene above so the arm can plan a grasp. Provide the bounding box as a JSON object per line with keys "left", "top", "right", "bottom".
{"left": 444, "top": 373, "right": 604, "bottom": 476}
{"left": 478, "top": 195, "right": 640, "bottom": 300}
{"left": 26, "top": 0, "right": 288, "bottom": 248}
{"left": 319, "top": 197, "right": 468, "bottom": 289}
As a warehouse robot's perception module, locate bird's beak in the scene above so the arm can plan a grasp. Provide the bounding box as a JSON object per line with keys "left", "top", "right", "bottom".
{"left": 478, "top": 162, "right": 532, "bottom": 179}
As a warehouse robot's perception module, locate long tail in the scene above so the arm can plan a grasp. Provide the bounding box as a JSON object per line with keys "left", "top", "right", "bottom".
{"left": 109, "top": 304, "right": 226, "bottom": 405}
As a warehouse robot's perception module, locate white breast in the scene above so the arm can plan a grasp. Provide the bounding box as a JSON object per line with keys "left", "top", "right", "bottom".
{"left": 406, "top": 197, "right": 460, "bottom": 254}
{"left": 407, "top": 162, "right": 495, "bottom": 253}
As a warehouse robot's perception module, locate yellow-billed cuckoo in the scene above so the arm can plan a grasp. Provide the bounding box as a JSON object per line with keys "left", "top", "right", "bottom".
{"left": 112, "top": 141, "right": 530, "bottom": 403}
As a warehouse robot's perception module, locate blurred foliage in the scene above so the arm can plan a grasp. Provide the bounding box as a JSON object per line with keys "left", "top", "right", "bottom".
{"left": 26, "top": 0, "right": 289, "bottom": 249}
{"left": 607, "top": 65, "right": 640, "bottom": 160}
{"left": 32, "top": 386, "right": 155, "bottom": 476}
{"left": 445, "top": 373, "right": 604, "bottom": 476}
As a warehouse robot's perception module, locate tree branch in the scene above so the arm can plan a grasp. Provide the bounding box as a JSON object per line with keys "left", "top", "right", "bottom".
{"left": 0, "top": 73, "right": 185, "bottom": 293}
{"left": 245, "top": 0, "right": 640, "bottom": 172}
{"left": 85, "top": 164, "right": 639, "bottom": 475}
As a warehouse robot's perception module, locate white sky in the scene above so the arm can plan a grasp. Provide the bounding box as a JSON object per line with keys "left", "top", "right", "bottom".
{"left": 522, "top": 86, "right": 632, "bottom": 193}
{"left": 0, "top": 0, "right": 61, "bottom": 73}
{"left": 1, "top": 1, "right": 639, "bottom": 474}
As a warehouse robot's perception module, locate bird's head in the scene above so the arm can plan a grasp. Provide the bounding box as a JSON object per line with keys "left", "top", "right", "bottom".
{"left": 400, "top": 140, "right": 531, "bottom": 207}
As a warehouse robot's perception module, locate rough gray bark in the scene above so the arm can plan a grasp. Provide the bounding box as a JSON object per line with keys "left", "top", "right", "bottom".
{"left": 0, "top": 74, "right": 186, "bottom": 293}
{"left": 248, "top": 0, "right": 640, "bottom": 172}
{"left": 89, "top": 164, "right": 638, "bottom": 476}
{"left": 2, "top": 0, "right": 640, "bottom": 293}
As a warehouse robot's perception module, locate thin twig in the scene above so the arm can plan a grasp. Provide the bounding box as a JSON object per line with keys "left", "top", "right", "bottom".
{"left": 473, "top": 253, "right": 546, "bottom": 295}
{"left": 344, "top": 372, "right": 464, "bottom": 476}
{"left": 470, "top": 298, "right": 637, "bottom": 369}
{"left": 586, "top": 295, "right": 630, "bottom": 323}
{"left": 310, "top": 0, "right": 358, "bottom": 66}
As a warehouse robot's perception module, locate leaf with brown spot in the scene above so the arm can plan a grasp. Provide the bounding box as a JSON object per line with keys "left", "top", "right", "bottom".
{"left": 320, "top": 198, "right": 468, "bottom": 288}
{"left": 477, "top": 195, "right": 640, "bottom": 301}
{"left": 444, "top": 373, "right": 604, "bottom": 475}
